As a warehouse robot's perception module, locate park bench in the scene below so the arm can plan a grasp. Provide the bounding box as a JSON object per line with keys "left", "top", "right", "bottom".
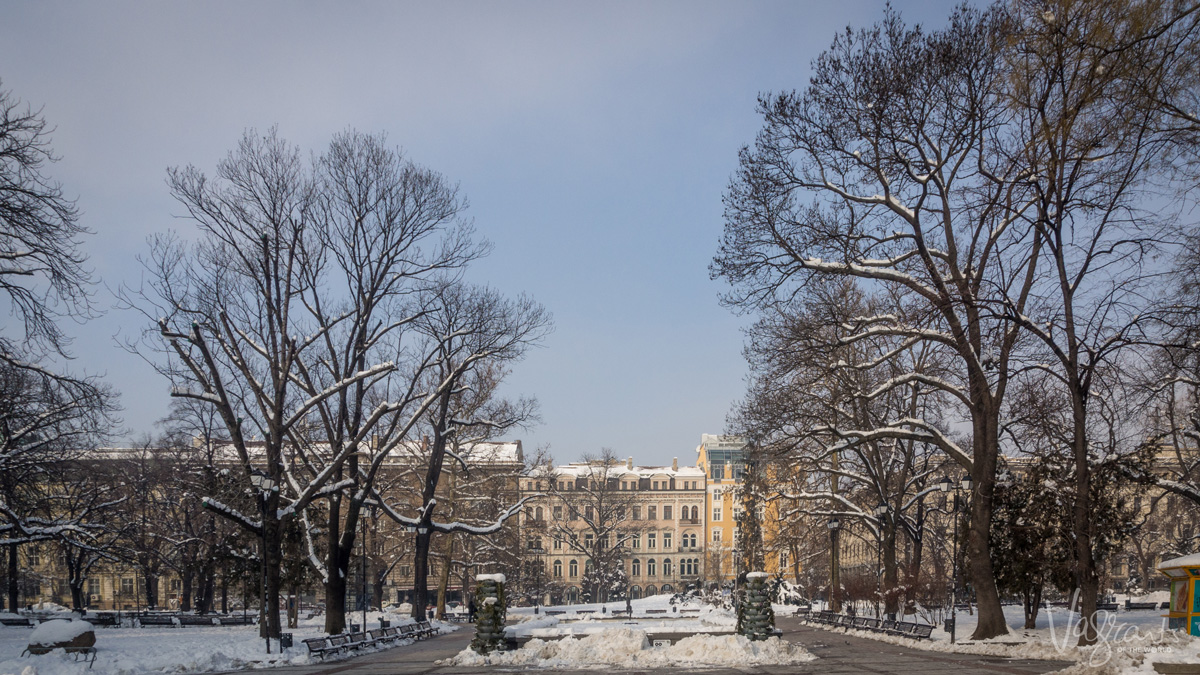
{"left": 853, "top": 617, "right": 880, "bottom": 631}
{"left": 85, "top": 614, "right": 119, "bottom": 627}
{"left": 416, "top": 620, "right": 435, "bottom": 638}
{"left": 1126, "top": 601, "right": 1158, "bottom": 610}
{"left": 891, "top": 621, "right": 934, "bottom": 639}
{"left": 679, "top": 608, "right": 701, "bottom": 614}
{"left": 303, "top": 637, "right": 338, "bottom": 660}
{"left": 0, "top": 617, "right": 34, "bottom": 627}
{"left": 136, "top": 615, "right": 178, "bottom": 627}
{"left": 177, "top": 615, "right": 217, "bottom": 626}
{"left": 644, "top": 609, "right": 668, "bottom": 614}
{"left": 1096, "top": 603, "right": 1118, "bottom": 612}
{"left": 545, "top": 610, "right": 566, "bottom": 615}
{"left": 837, "top": 614, "right": 857, "bottom": 628}
{"left": 880, "top": 619, "right": 899, "bottom": 634}
{"left": 215, "top": 615, "right": 256, "bottom": 626}
{"left": 1160, "top": 602, "right": 1171, "bottom": 610}
{"left": 327, "top": 634, "right": 351, "bottom": 653}
{"left": 346, "top": 631, "right": 371, "bottom": 649}
{"left": 399, "top": 623, "right": 416, "bottom": 640}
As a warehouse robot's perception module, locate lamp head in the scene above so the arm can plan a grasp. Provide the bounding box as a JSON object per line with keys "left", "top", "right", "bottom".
{"left": 961, "top": 475, "right": 974, "bottom": 492}
{"left": 938, "top": 476, "right": 952, "bottom": 493}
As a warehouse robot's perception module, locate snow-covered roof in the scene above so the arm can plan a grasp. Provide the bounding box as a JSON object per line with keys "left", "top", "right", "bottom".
{"left": 1158, "top": 553, "right": 1200, "bottom": 570}
{"left": 545, "top": 462, "right": 705, "bottom": 480}
{"left": 85, "top": 439, "right": 524, "bottom": 467}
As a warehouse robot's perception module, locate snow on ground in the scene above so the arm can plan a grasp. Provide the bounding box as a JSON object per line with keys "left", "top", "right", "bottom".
{"left": 803, "top": 602, "right": 1199, "bottom": 674}
{"left": 0, "top": 612, "right": 446, "bottom": 675}
{"left": 508, "top": 592, "right": 709, "bottom": 620}
{"left": 441, "top": 627, "right": 815, "bottom": 669}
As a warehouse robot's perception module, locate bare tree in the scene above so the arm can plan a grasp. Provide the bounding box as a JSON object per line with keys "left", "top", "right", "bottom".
{"left": 0, "top": 81, "right": 92, "bottom": 364}
{"left": 536, "top": 449, "right": 645, "bottom": 604}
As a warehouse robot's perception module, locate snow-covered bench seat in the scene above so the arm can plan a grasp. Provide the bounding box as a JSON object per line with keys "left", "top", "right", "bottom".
{"left": 215, "top": 615, "right": 256, "bottom": 626}
{"left": 303, "top": 637, "right": 337, "bottom": 659}
{"left": 136, "top": 615, "right": 177, "bottom": 627}
{"left": 177, "top": 615, "right": 217, "bottom": 626}
{"left": 0, "top": 617, "right": 34, "bottom": 627}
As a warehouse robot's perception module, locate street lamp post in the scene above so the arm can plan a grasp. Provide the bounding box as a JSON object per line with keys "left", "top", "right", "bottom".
{"left": 360, "top": 503, "right": 378, "bottom": 631}
{"left": 249, "top": 470, "right": 277, "bottom": 654}
{"left": 873, "top": 503, "right": 888, "bottom": 619}
{"left": 938, "top": 474, "right": 974, "bottom": 644}
{"left": 827, "top": 518, "right": 840, "bottom": 613}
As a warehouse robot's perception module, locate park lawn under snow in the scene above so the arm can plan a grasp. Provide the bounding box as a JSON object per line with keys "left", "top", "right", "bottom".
{"left": 805, "top": 601, "right": 1199, "bottom": 674}
{"left": 0, "top": 612, "right": 455, "bottom": 675}
{"left": 441, "top": 627, "right": 815, "bottom": 669}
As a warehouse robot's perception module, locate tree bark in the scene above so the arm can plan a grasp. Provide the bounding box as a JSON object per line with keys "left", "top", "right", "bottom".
{"left": 412, "top": 529, "right": 433, "bottom": 620}
{"left": 144, "top": 574, "right": 158, "bottom": 610}
{"left": 967, "top": 412, "right": 1007, "bottom": 640}
{"left": 436, "top": 537, "right": 453, "bottom": 619}
{"left": 7, "top": 543, "right": 17, "bottom": 612}
{"left": 1073, "top": 391, "right": 1098, "bottom": 646}
{"left": 181, "top": 571, "right": 193, "bottom": 612}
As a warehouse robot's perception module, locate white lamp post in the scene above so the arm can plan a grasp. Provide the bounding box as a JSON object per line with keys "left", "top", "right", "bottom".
{"left": 249, "top": 470, "right": 276, "bottom": 653}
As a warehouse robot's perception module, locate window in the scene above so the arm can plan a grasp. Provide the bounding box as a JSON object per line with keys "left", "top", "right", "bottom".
{"left": 648, "top": 506, "right": 657, "bottom": 520}
{"left": 632, "top": 559, "right": 641, "bottom": 576}
{"left": 553, "top": 537, "right": 563, "bottom": 550}
{"left": 527, "top": 537, "right": 542, "bottom": 550}
{"left": 170, "top": 578, "right": 182, "bottom": 592}
{"left": 779, "top": 551, "right": 789, "bottom": 570}
{"left": 647, "top": 559, "right": 657, "bottom": 577}
{"left": 554, "top": 560, "right": 563, "bottom": 578}
{"left": 569, "top": 560, "right": 579, "bottom": 578}
{"left": 87, "top": 579, "right": 101, "bottom": 597}
{"left": 401, "top": 565, "right": 412, "bottom": 576}
{"left": 558, "top": 482, "right": 565, "bottom": 490}
{"left": 535, "top": 506, "right": 544, "bottom": 521}
{"left": 648, "top": 532, "right": 657, "bottom": 549}
{"left": 712, "top": 507, "right": 722, "bottom": 522}
{"left": 585, "top": 505, "right": 593, "bottom": 521}
{"left": 733, "top": 507, "right": 743, "bottom": 521}
{"left": 633, "top": 506, "right": 641, "bottom": 520}
{"left": 120, "top": 578, "right": 134, "bottom": 596}
{"left": 662, "top": 559, "right": 673, "bottom": 576}
{"left": 652, "top": 481, "right": 659, "bottom": 490}
{"left": 662, "top": 532, "right": 672, "bottom": 550}
{"left": 683, "top": 532, "right": 697, "bottom": 548}
{"left": 712, "top": 528, "right": 722, "bottom": 543}
{"left": 632, "top": 534, "right": 641, "bottom": 549}
{"left": 27, "top": 550, "right": 40, "bottom": 566}
{"left": 664, "top": 505, "right": 673, "bottom": 520}
{"left": 584, "top": 533, "right": 594, "bottom": 548}
{"left": 554, "top": 506, "right": 563, "bottom": 520}
{"left": 691, "top": 506, "right": 700, "bottom": 521}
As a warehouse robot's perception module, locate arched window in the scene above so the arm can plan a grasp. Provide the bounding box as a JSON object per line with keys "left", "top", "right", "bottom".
{"left": 632, "top": 559, "right": 641, "bottom": 577}
{"left": 662, "top": 558, "right": 672, "bottom": 576}
{"left": 553, "top": 560, "right": 563, "bottom": 578}
{"left": 691, "top": 505, "right": 699, "bottom": 521}
{"left": 630, "top": 585, "right": 642, "bottom": 599}
{"left": 647, "top": 559, "right": 656, "bottom": 577}
{"left": 567, "top": 587, "right": 579, "bottom": 604}
{"left": 645, "top": 584, "right": 657, "bottom": 596}
{"left": 569, "top": 559, "right": 578, "bottom": 578}
{"left": 535, "top": 506, "right": 543, "bottom": 521}
{"left": 661, "top": 584, "right": 674, "bottom": 593}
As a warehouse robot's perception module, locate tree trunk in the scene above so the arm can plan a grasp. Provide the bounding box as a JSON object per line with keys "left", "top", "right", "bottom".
{"left": 412, "top": 529, "right": 433, "bottom": 620}
{"left": 144, "top": 573, "right": 158, "bottom": 610}
{"left": 220, "top": 577, "right": 228, "bottom": 614}
{"left": 883, "top": 529, "right": 899, "bottom": 617}
{"left": 1073, "top": 394, "right": 1099, "bottom": 646}
{"left": 967, "top": 412, "right": 1008, "bottom": 640}
{"left": 1022, "top": 585, "right": 1041, "bottom": 629}
{"left": 288, "top": 583, "right": 299, "bottom": 628}
{"left": 436, "top": 537, "right": 453, "bottom": 619}
{"left": 70, "top": 581, "right": 84, "bottom": 611}
{"left": 324, "top": 491, "right": 349, "bottom": 635}
{"left": 181, "top": 571, "right": 193, "bottom": 612}
{"left": 263, "top": 515, "right": 283, "bottom": 640}
{"left": 7, "top": 543, "right": 17, "bottom": 612}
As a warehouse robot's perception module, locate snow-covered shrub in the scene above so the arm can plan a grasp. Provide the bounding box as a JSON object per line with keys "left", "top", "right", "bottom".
{"left": 471, "top": 574, "right": 507, "bottom": 654}
{"left": 738, "top": 572, "right": 775, "bottom": 641}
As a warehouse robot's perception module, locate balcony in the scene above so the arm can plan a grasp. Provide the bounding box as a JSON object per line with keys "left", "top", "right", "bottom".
{"left": 679, "top": 518, "right": 700, "bottom": 525}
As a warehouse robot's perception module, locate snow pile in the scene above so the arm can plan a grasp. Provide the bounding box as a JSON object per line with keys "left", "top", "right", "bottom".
{"left": 441, "top": 627, "right": 815, "bottom": 668}
{"left": 0, "top": 623, "right": 415, "bottom": 675}
{"left": 475, "top": 573, "right": 506, "bottom": 584}
{"left": 30, "top": 620, "right": 93, "bottom": 646}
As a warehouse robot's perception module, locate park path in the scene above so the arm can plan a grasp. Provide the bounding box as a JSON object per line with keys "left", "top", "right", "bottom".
{"left": 239, "top": 616, "right": 1073, "bottom": 675}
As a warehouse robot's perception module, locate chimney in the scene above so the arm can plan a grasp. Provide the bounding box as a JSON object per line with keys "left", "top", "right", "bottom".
{"left": 627, "top": 456, "right": 634, "bottom": 470}
{"left": 672, "top": 457, "right": 678, "bottom": 471}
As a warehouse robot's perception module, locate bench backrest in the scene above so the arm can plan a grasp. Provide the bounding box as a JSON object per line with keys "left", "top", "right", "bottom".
{"left": 329, "top": 635, "right": 348, "bottom": 646}
{"left": 384, "top": 626, "right": 398, "bottom": 637}
{"left": 418, "top": 620, "right": 432, "bottom": 630}
{"left": 303, "top": 638, "right": 329, "bottom": 649}
{"left": 912, "top": 623, "right": 934, "bottom": 637}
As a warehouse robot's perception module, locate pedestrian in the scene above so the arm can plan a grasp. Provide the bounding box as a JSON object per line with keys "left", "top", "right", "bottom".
{"left": 467, "top": 598, "right": 476, "bottom": 622}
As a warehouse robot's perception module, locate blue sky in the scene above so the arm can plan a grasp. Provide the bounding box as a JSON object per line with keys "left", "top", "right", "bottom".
{"left": 0, "top": 0, "right": 963, "bottom": 466}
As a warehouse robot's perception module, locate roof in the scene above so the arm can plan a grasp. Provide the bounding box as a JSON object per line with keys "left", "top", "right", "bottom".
{"left": 86, "top": 439, "right": 524, "bottom": 467}
{"left": 1158, "top": 553, "right": 1200, "bottom": 570}
{"left": 546, "top": 462, "right": 705, "bottom": 479}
